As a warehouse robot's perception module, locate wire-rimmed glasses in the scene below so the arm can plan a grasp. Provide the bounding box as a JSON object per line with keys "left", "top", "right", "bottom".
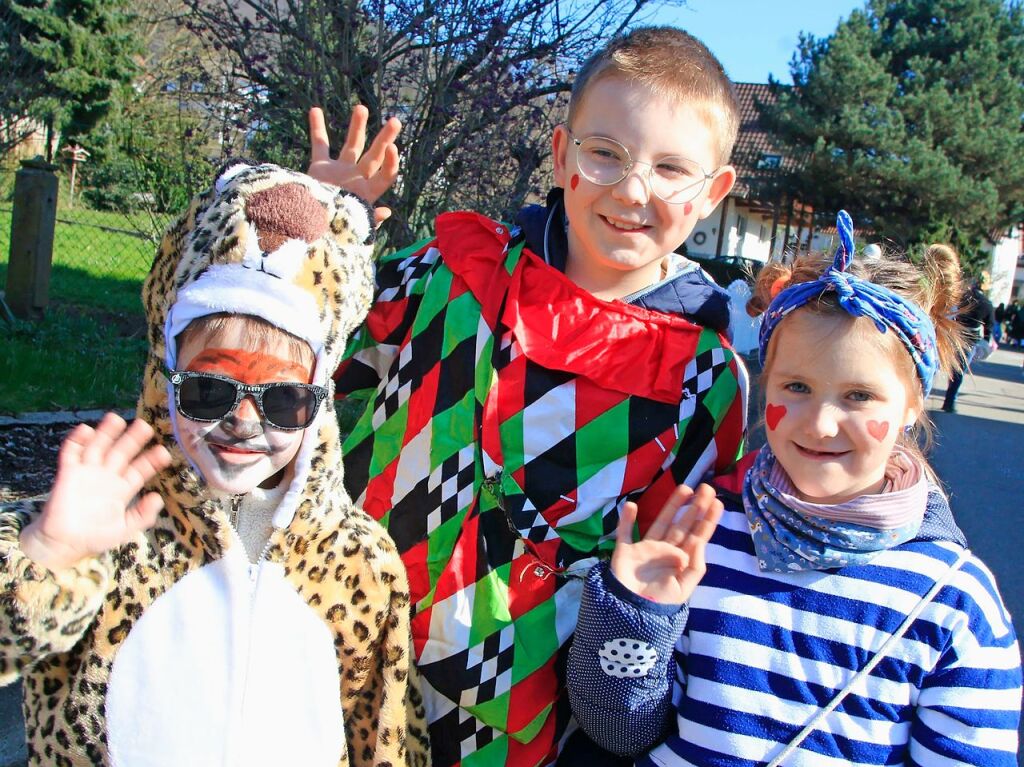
{"left": 569, "top": 132, "right": 716, "bottom": 204}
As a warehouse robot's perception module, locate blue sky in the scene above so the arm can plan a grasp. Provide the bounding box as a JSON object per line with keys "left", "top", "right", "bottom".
{"left": 651, "top": 1, "right": 865, "bottom": 84}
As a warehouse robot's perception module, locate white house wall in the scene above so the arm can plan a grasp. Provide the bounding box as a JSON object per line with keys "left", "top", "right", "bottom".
{"left": 987, "top": 228, "right": 1020, "bottom": 307}
{"left": 685, "top": 200, "right": 776, "bottom": 262}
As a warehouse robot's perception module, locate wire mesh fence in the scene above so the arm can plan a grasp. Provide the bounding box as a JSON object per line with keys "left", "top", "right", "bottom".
{"left": 1, "top": 162, "right": 175, "bottom": 316}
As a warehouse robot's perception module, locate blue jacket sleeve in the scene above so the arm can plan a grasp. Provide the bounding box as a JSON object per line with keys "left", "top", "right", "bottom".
{"left": 567, "top": 561, "right": 687, "bottom": 757}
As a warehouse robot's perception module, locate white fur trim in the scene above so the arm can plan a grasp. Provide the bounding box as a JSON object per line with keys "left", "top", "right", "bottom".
{"left": 164, "top": 264, "right": 323, "bottom": 370}
{"left": 214, "top": 162, "right": 251, "bottom": 193}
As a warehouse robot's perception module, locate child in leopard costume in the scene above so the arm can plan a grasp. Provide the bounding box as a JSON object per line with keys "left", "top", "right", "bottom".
{"left": 0, "top": 162, "right": 431, "bottom": 767}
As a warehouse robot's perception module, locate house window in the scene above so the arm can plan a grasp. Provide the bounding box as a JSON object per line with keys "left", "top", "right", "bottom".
{"left": 756, "top": 153, "right": 782, "bottom": 169}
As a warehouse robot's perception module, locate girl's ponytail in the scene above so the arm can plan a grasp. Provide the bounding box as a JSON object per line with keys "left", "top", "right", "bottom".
{"left": 921, "top": 244, "right": 970, "bottom": 378}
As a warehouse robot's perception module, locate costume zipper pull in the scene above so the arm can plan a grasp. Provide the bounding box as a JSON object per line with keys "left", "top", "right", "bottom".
{"left": 481, "top": 468, "right": 506, "bottom": 511}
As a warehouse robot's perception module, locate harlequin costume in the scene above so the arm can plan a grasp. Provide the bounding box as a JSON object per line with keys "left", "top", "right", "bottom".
{"left": 334, "top": 200, "right": 747, "bottom": 767}
{"left": 0, "top": 163, "right": 431, "bottom": 767}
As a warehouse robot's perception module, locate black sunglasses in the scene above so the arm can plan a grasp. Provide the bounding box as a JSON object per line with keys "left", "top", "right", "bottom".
{"left": 168, "top": 370, "right": 328, "bottom": 430}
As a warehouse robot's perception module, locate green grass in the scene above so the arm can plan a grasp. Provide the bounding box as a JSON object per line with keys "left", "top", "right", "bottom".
{"left": 0, "top": 306, "right": 148, "bottom": 413}
{"left": 0, "top": 205, "right": 160, "bottom": 314}
{"left": 0, "top": 203, "right": 165, "bottom": 413}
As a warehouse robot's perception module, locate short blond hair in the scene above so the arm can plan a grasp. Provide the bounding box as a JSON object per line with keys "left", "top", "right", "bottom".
{"left": 568, "top": 27, "right": 739, "bottom": 166}
{"left": 177, "top": 313, "right": 314, "bottom": 370}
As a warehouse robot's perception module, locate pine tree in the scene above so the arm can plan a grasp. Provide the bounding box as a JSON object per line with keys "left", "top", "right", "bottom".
{"left": 7, "top": 0, "right": 141, "bottom": 157}
{"left": 763, "top": 0, "right": 1024, "bottom": 263}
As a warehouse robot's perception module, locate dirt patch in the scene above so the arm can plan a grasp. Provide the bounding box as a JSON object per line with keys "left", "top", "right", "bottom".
{"left": 0, "top": 422, "right": 77, "bottom": 503}
{"left": 61, "top": 302, "right": 146, "bottom": 339}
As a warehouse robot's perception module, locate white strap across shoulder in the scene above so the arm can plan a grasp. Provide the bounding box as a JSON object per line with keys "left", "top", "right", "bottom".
{"left": 765, "top": 548, "right": 972, "bottom": 767}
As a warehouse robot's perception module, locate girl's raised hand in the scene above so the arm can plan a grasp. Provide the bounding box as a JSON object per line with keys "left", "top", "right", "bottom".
{"left": 610, "top": 483, "right": 723, "bottom": 604}
{"left": 20, "top": 413, "right": 171, "bottom": 570}
{"left": 307, "top": 105, "right": 402, "bottom": 225}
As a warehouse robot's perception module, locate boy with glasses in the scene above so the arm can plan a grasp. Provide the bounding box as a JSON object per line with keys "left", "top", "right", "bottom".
{"left": 0, "top": 162, "right": 430, "bottom": 766}
{"left": 310, "top": 26, "right": 745, "bottom": 767}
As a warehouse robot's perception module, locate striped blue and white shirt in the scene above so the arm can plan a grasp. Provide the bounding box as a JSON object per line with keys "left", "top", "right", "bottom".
{"left": 568, "top": 502, "right": 1022, "bottom": 766}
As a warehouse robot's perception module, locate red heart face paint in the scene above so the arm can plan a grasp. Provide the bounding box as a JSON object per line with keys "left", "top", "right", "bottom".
{"left": 866, "top": 420, "right": 890, "bottom": 442}
{"left": 765, "top": 403, "right": 787, "bottom": 431}
{"left": 570, "top": 174, "right": 580, "bottom": 191}
{"left": 683, "top": 202, "right": 693, "bottom": 215}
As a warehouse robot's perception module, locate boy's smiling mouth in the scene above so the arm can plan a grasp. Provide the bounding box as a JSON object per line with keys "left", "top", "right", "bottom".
{"left": 601, "top": 215, "right": 649, "bottom": 232}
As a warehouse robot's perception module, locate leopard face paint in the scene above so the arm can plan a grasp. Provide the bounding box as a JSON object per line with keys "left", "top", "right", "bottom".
{"left": 175, "top": 323, "right": 313, "bottom": 494}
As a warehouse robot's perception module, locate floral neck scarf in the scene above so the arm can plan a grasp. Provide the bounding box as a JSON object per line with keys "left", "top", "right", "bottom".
{"left": 743, "top": 447, "right": 927, "bottom": 573}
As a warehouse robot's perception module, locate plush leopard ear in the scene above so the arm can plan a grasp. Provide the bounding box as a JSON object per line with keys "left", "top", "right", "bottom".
{"left": 331, "top": 190, "right": 376, "bottom": 247}
{"left": 213, "top": 159, "right": 253, "bottom": 193}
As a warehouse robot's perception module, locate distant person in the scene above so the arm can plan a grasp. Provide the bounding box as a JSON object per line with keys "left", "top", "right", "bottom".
{"left": 942, "top": 270, "right": 996, "bottom": 413}
{"left": 0, "top": 163, "right": 430, "bottom": 766}
{"left": 567, "top": 212, "right": 1022, "bottom": 765}
{"left": 1010, "top": 299, "right": 1024, "bottom": 346}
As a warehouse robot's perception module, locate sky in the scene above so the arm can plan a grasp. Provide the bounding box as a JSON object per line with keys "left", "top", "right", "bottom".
{"left": 652, "top": 0, "right": 865, "bottom": 84}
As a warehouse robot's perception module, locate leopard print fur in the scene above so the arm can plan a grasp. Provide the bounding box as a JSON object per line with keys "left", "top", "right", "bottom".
{"left": 0, "top": 164, "right": 431, "bottom": 766}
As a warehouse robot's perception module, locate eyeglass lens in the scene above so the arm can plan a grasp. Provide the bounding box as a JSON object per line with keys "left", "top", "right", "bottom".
{"left": 574, "top": 136, "right": 708, "bottom": 203}
{"left": 177, "top": 375, "right": 319, "bottom": 429}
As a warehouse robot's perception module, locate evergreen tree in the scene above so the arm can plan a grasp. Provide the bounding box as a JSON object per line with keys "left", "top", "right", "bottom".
{"left": 7, "top": 0, "right": 141, "bottom": 157}
{"left": 763, "top": 0, "right": 1024, "bottom": 264}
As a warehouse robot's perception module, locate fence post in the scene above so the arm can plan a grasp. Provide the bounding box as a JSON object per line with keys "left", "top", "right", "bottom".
{"left": 4, "top": 157, "right": 59, "bottom": 319}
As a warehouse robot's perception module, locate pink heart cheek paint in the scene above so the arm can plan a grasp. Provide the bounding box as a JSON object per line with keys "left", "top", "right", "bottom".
{"left": 867, "top": 420, "right": 890, "bottom": 442}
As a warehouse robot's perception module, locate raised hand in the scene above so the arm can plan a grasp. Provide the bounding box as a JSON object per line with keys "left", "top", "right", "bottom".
{"left": 610, "top": 483, "right": 723, "bottom": 604}
{"left": 20, "top": 413, "right": 172, "bottom": 570}
{"left": 307, "top": 105, "right": 402, "bottom": 225}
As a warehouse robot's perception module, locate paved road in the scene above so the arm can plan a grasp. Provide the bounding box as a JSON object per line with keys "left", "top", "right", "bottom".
{"left": 1, "top": 348, "right": 1022, "bottom": 766}
{"left": 928, "top": 344, "right": 1024, "bottom": 765}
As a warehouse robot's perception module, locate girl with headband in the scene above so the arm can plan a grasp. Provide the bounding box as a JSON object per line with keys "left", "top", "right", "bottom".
{"left": 565, "top": 212, "right": 1022, "bottom": 766}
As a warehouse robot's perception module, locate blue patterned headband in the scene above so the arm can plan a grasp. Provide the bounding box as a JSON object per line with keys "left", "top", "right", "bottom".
{"left": 758, "top": 210, "right": 939, "bottom": 396}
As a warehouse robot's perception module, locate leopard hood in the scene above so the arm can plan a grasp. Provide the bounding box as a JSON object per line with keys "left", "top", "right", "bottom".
{"left": 139, "top": 161, "right": 376, "bottom": 533}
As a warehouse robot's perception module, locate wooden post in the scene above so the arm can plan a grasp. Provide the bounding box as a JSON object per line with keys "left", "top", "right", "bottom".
{"left": 715, "top": 197, "right": 730, "bottom": 257}
{"left": 5, "top": 158, "right": 59, "bottom": 319}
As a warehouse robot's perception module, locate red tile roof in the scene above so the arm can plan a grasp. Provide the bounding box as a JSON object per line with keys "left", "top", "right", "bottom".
{"left": 729, "top": 82, "right": 799, "bottom": 200}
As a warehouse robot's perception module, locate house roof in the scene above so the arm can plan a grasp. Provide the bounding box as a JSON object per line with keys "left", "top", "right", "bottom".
{"left": 729, "top": 81, "right": 798, "bottom": 201}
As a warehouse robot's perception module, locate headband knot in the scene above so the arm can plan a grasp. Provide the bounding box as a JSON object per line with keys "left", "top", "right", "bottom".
{"left": 758, "top": 210, "right": 939, "bottom": 396}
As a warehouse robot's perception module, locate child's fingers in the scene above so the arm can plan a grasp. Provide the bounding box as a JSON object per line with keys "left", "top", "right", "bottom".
{"left": 372, "top": 206, "right": 392, "bottom": 228}
{"left": 57, "top": 422, "right": 94, "bottom": 469}
{"left": 338, "top": 104, "right": 370, "bottom": 165}
{"left": 661, "top": 484, "right": 722, "bottom": 548}
{"left": 381, "top": 141, "right": 400, "bottom": 178}
{"left": 359, "top": 116, "right": 402, "bottom": 178}
{"left": 645, "top": 484, "right": 696, "bottom": 541}
{"left": 104, "top": 419, "right": 156, "bottom": 472}
{"left": 683, "top": 493, "right": 723, "bottom": 550}
{"left": 615, "top": 501, "right": 639, "bottom": 546}
{"left": 126, "top": 492, "right": 164, "bottom": 534}
{"left": 122, "top": 445, "right": 172, "bottom": 495}
{"left": 80, "top": 413, "right": 127, "bottom": 465}
{"left": 308, "top": 107, "right": 332, "bottom": 163}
